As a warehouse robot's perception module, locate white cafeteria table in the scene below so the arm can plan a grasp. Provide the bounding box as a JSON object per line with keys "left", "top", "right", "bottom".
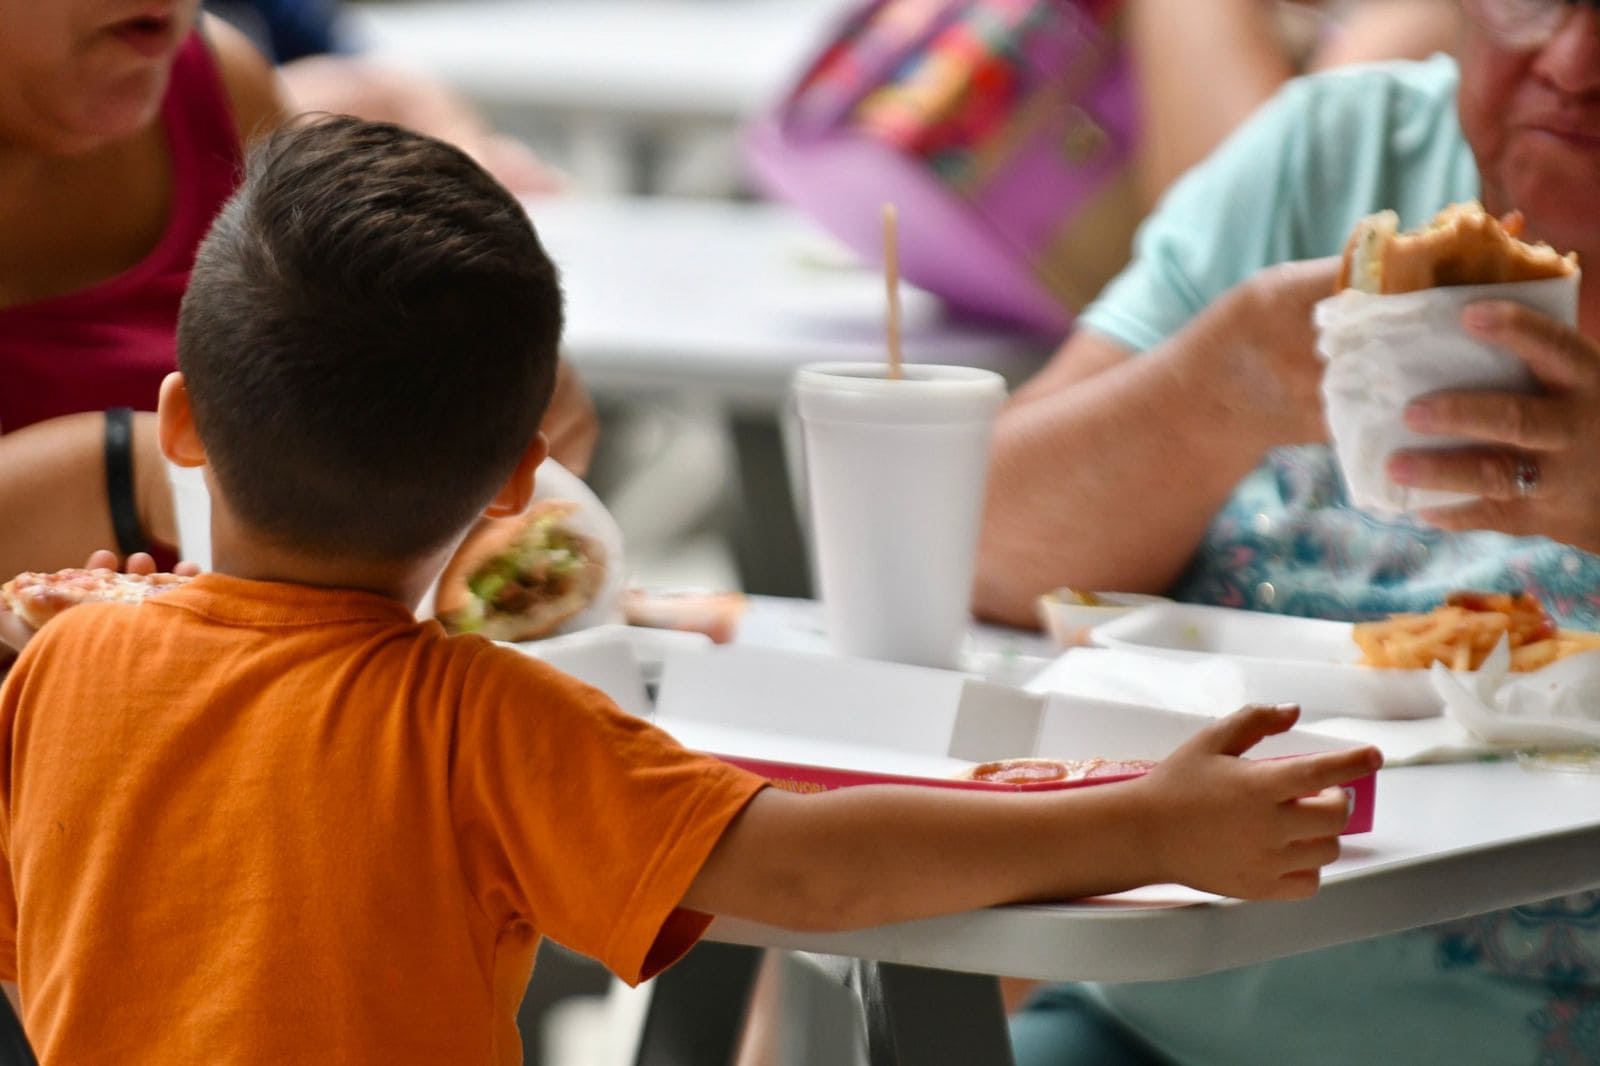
{"left": 628, "top": 596, "right": 1600, "bottom": 1065}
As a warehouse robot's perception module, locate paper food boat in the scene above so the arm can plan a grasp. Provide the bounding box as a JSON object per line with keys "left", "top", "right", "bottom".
{"left": 652, "top": 646, "right": 1375, "bottom": 833}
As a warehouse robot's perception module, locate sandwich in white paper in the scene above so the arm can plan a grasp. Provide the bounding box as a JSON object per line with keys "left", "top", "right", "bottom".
{"left": 1316, "top": 202, "right": 1580, "bottom": 515}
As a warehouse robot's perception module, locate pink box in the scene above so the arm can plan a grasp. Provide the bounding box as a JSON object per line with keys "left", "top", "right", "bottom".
{"left": 717, "top": 754, "right": 1375, "bottom": 835}
{"left": 654, "top": 647, "right": 1377, "bottom": 835}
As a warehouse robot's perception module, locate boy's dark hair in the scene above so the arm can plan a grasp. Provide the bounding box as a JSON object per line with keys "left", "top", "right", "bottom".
{"left": 178, "top": 115, "right": 563, "bottom": 561}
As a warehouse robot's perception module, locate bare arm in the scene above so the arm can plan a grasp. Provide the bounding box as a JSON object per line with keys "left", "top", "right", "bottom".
{"left": 684, "top": 705, "right": 1380, "bottom": 931}
{"left": 204, "top": 13, "right": 290, "bottom": 145}
{"left": 1308, "top": 0, "right": 1459, "bottom": 73}
{"left": 1130, "top": 0, "right": 1460, "bottom": 206}
{"left": 1128, "top": 0, "right": 1294, "bottom": 207}
{"left": 278, "top": 57, "right": 566, "bottom": 196}
{"left": 0, "top": 413, "right": 176, "bottom": 580}
{"left": 974, "top": 259, "right": 1338, "bottom": 627}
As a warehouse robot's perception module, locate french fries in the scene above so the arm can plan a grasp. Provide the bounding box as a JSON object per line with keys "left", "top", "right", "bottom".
{"left": 1353, "top": 591, "right": 1600, "bottom": 672}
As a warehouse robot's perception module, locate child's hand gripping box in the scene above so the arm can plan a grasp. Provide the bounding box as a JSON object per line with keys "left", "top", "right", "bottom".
{"left": 651, "top": 646, "right": 1375, "bottom": 832}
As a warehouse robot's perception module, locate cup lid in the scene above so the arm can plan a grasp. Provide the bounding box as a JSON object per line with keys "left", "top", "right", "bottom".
{"left": 793, "top": 362, "right": 1007, "bottom": 423}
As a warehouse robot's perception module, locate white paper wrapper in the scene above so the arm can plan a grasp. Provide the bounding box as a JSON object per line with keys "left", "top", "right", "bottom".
{"left": 1432, "top": 639, "right": 1600, "bottom": 746}
{"left": 1314, "top": 273, "right": 1579, "bottom": 515}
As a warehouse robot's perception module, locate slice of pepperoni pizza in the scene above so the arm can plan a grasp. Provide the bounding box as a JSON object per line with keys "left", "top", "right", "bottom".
{"left": 0, "top": 568, "right": 192, "bottom": 630}
{"left": 959, "top": 756, "right": 1158, "bottom": 785}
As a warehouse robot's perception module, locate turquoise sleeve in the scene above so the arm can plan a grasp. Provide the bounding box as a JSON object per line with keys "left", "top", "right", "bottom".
{"left": 1078, "top": 57, "right": 1474, "bottom": 355}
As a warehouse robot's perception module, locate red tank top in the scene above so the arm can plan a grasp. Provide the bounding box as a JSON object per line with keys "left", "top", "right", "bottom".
{"left": 0, "top": 32, "right": 242, "bottom": 432}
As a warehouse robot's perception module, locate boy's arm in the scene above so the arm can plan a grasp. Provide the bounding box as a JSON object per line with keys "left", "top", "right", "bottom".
{"left": 205, "top": 12, "right": 290, "bottom": 145}
{"left": 682, "top": 705, "right": 1380, "bottom": 932}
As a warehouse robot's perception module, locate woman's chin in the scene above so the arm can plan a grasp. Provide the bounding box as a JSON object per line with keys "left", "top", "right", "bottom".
{"left": 42, "top": 92, "right": 164, "bottom": 155}
{"left": 1500, "top": 151, "right": 1600, "bottom": 251}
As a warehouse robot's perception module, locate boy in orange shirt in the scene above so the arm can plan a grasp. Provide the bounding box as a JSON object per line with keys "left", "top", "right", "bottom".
{"left": 0, "top": 117, "right": 1379, "bottom": 1065}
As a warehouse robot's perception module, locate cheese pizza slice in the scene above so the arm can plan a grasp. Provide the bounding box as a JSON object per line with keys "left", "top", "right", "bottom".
{"left": 0, "top": 568, "right": 192, "bottom": 629}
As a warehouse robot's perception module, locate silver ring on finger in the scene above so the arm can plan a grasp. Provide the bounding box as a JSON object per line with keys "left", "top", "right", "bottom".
{"left": 1513, "top": 455, "right": 1541, "bottom": 499}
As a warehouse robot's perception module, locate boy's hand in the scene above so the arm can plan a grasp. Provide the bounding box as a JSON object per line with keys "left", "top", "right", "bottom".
{"left": 1137, "top": 704, "right": 1383, "bottom": 901}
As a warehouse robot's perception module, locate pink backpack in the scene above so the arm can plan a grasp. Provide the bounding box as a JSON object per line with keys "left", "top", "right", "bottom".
{"left": 745, "top": 0, "right": 1138, "bottom": 336}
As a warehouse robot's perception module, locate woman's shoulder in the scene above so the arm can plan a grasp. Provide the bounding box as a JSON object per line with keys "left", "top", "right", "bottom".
{"left": 200, "top": 13, "right": 288, "bottom": 147}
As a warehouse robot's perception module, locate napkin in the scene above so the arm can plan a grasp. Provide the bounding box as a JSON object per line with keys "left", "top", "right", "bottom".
{"left": 1432, "top": 639, "right": 1600, "bottom": 747}
{"left": 1023, "top": 647, "right": 1558, "bottom": 765}
{"left": 1025, "top": 648, "right": 1249, "bottom": 718}
{"left": 1314, "top": 273, "right": 1578, "bottom": 515}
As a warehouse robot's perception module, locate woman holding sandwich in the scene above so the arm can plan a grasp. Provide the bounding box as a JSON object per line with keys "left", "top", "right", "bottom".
{"left": 986, "top": 2, "right": 1600, "bottom": 1064}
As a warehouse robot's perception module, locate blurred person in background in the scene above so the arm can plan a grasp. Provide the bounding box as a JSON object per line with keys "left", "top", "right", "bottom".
{"left": 206, "top": 0, "right": 568, "bottom": 195}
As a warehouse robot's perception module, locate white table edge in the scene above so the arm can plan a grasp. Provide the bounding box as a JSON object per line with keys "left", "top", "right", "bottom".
{"left": 706, "top": 821, "right": 1600, "bottom": 983}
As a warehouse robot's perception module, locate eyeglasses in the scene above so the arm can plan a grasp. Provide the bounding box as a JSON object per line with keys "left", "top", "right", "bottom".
{"left": 1463, "top": 0, "right": 1600, "bottom": 50}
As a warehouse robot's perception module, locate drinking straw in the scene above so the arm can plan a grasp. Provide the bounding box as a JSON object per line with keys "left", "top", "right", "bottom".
{"left": 883, "top": 203, "right": 903, "bottom": 380}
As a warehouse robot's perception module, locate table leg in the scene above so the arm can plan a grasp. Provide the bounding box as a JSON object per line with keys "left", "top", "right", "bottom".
{"left": 517, "top": 940, "right": 613, "bottom": 1066}
{"left": 857, "top": 961, "right": 1015, "bottom": 1066}
{"left": 727, "top": 412, "right": 812, "bottom": 599}
{"left": 0, "top": 996, "right": 34, "bottom": 1066}
{"left": 632, "top": 941, "right": 762, "bottom": 1066}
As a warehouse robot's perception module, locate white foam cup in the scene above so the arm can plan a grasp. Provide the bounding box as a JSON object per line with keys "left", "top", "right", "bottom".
{"left": 793, "top": 362, "right": 1007, "bottom": 669}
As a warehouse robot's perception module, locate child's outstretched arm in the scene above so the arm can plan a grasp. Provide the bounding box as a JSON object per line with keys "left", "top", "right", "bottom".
{"left": 681, "top": 704, "right": 1381, "bottom": 932}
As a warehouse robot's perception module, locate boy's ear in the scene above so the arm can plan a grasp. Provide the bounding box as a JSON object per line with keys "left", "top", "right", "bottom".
{"left": 485, "top": 434, "right": 550, "bottom": 518}
{"left": 157, "top": 373, "right": 207, "bottom": 468}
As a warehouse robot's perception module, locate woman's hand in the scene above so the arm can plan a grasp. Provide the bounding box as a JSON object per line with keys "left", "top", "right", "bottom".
{"left": 0, "top": 606, "right": 28, "bottom": 670}
{"left": 1385, "top": 301, "right": 1600, "bottom": 554}
{"left": 541, "top": 360, "right": 599, "bottom": 477}
{"left": 82, "top": 550, "right": 201, "bottom": 578}
{"left": 1217, "top": 257, "right": 1340, "bottom": 449}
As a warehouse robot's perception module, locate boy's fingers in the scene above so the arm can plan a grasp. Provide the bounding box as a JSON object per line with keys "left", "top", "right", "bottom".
{"left": 1268, "top": 746, "right": 1382, "bottom": 800}
{"left": 1276, "top": 797, "right": 1350, "bottom": 843}
{"left": 1284, "top": 789, "right": 1356, "bottom": 837}
{"left": 1196, "top": 703, "right": 1301, "bottom": 757}
{"left": 1272, "top": 869, "right": 1321, "bottom": 900}
{"left": 84, "top": 550, "right": 119, "bottom": 571}
{"left": 1279, "top": 835, "right": 1342, "bottom": 872}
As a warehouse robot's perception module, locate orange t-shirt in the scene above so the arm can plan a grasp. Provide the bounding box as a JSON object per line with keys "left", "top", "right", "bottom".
{"left": 0, "top": 574, "right": 764, "bottom": 1065}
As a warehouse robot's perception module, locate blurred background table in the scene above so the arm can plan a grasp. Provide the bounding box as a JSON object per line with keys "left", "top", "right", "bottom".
{"left": 533, "top": 196, "right": 1047, "bottom": 409}
{"left": 348, "top": 0, "right": 845, "bottom": 194}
